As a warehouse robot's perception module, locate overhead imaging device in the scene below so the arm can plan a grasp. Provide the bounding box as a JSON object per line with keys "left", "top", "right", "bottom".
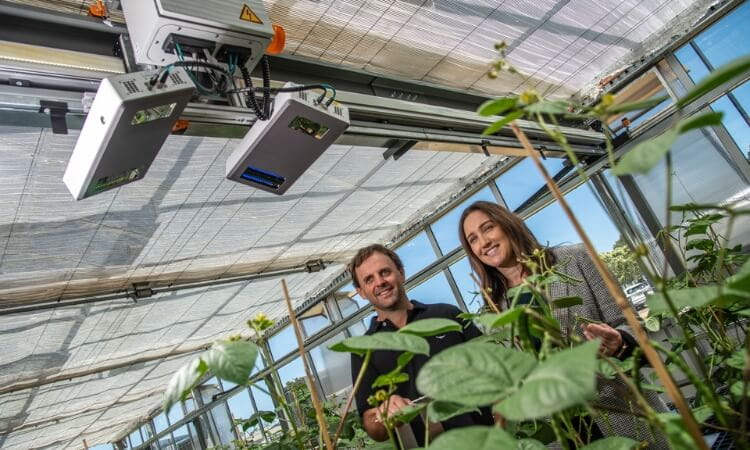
{"left": 121, "top": 0, "right": 275, "bottom": 72}
{"left": 63, "top": 0, "right": 348, "bottom": 200}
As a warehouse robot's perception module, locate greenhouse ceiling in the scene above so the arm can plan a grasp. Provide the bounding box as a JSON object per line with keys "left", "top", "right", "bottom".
{"left": 0, "top": 0, "right": 721, "bottom": 448}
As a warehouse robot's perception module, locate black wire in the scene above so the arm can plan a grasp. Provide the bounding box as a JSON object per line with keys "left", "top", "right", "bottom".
{"left": 225, "top": 84, "right": 332, "bottom": 95}
{"left": 261, "top": 55, "right": 272, "bottom": 120}
{"left": 240, "top": 65, "right": 267, "bottom": 120}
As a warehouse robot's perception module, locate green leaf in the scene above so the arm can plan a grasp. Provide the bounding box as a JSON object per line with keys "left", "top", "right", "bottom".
{"left": 644, "top": 315, "right": 661, "bottom": 332}
{"left": 612, "top": 128, "right": 678, "bottom": 176}
{"left": 457, "top": 312, "right": 480, "bottom": 321}
{"left": 726, "top": 259, "right": 750, "bottom": 294}
{"left": 656, "top": 414, "right": 697, "bottom": 450}
{"left": 606, "top": 96, "right": 669, "bottom": 115}
{"left": 416, "top": 343, "right": 536, "bottom": 406}
{"left": 684, "top": 223, "right": 709, "bottom": 237}
{"left": 597, "top": 359, "right": 617, "bottom": 379}
{"left": 731, "top": 380, "right": 749, "bottom": 397}
{"left": 427, "top": 401, "right": 480, "bottom": 422}
{"left": 397, "top": 352, "right": 414, "bottom": 367}
{"left": 163, "top": 358, "right": 207, "bottom": 412}
{"left": 478, "top": 97, "right": 518, "bottom": 117}
{"left": 691, "top": 404, "right": 713, "bottom": 423}
{"left": 428, "top": 426, "right": 538, "bottom": 450}
{"left": 640, "top": 383, "right": 666, "bottom": 393}
{"left": 551, "top": 296, "right": 583, "bottom": 309}
{"left": 372, "top": 371, "right": 409, "bottom": 388}
{"left": 524, "top": 100, "right": 569, "bottom": 114}
{"left": 676, "top": 55, "right": 750, "bottom": 109}
{"left": 482, "top": 111, "right": 525, "bottom": 135}
{"left": 677, "top": 111, "right": 724, "bottom": 134}
{"left": 391, "top": 403, "right": 427, "bottom": 423}
{"left": 495, "top": 340, "right": 600, "bottom": 420}
{"left": 684, "top": 239, "right": 714, "bottom": 251}
{"left": 580, "top": 437, "right": 639, "bottom": 450}
{"left": 329, "top": 332, "right": 430, "bottom": 355}
{"left": 476, "top": 308, "right": 524, "bottom": 329}
{"left": 399, "top": 318, "right": 462, "bottom": 337}
{"left": 726, "top": 349, "right": 747, "bottom": 370}
{"left": 203, "top": 340, "right": 258, "bottom": 386}
{"left": 646, "top": 285, "right": 723, "bottom": 316}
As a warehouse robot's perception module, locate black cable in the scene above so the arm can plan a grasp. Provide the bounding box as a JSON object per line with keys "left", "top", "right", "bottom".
{"left": 240, "top": 65, "right": 267, "bottom": 120}
{"left": 261, "top": 55, "right": 272, "bottom": 120}
{"left": 225, "top": 84, "right": 332, "bottom": 96}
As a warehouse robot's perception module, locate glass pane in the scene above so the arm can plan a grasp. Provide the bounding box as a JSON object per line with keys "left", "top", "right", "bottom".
{"left": 693, "top": 1, "right": 750, "bottom": 71}
{"left": 333, "top": 282, "right": 367, "bottom": 317}
{"left": 251, "top": 379, "right": 276, "bottom": 416}
{"left": 277, "top": 356, "right": 306, "bottom": 389}
{"left": 153, "top": 412, "right": 169, "bottom": 434}
{"left": 632, "top": 127, "right": 750, "bottom": 248}
{"left": 431, "top": 187, "right": 496, "bottom": 255}
{"left": 495, "top": 157, "right": 566, "bottom": 211}
{"left": 129, "top": 429, "right": 144, "bottom": 446}
{"left": 712, "top": 82, "right": 750, "bottom": 158}
{"left": 268, "top": 326, "right": 296, "bottom": 361}
{"left": 525, "top": 183, "right": 620, "bottom": 252}
{"left": 407, "top": 271, "right": 458, "bottom": 307}
{"left": 209, "top": 403, "right": 236, "bottom": 445}
{"left": 308, "top": 333, "right": 351, "bottom": 397}
{"left": 300, "top": 303, "right": 331, "bottom": 337}
{"left": 395, "top": 231, "right": 438, "bottom": 279}
{"left": 141, "top": 424, "right": 154, "bottom": 441}
{"left": 172, "top": 425, "right": 194, "bottom": 450}
{"left": 227, "top": 388, "right": 254, "bottom": 421}
{"left": 347, "top": 319, "right": 368, "bottom": 337}
{"left": 675, "top": 43, "right": 711, "bottom": 84}
{"left": 449, "top": 256, "right": 483, "bottom": 312}
{"left": 166, "top": 401, "right": 184, "bottom": 426}
{"left": 183, "top": 397, "right": 196, "bottom": 413}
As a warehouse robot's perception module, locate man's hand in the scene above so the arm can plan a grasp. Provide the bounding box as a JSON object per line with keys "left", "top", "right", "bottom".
{"left": 362, "top": 395, "right": 413, "bottom": 441}
{"left": 582, "top": 322, "right": 622, "bottom": 356}
{"left": 376, "top": 394, "right": 412, "bottom": 422}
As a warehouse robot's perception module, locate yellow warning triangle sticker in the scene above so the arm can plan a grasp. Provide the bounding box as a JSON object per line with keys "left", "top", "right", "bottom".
{"left": 240, "top": 4, "right": 263, "bottom": 24}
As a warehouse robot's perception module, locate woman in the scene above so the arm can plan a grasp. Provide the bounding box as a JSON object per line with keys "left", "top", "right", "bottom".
{"left": 458, "top": 200, "right": 668, "bottom": 448}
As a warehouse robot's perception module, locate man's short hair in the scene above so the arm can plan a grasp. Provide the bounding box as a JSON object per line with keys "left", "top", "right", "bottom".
{"left": 349, "top": 244, "right": 404, "bottom": 289}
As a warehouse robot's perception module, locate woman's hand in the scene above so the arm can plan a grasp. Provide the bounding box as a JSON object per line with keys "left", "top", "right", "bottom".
{"left": 582, "top": 322, "right": 623, "bottom": 356}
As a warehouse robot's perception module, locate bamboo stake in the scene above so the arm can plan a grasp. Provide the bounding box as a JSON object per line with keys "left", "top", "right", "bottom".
{"left": 510, "top": 123, "right": 707, "bottom": 450}
{"left": 281, "top": 278, "right": 334, "bottom": 450}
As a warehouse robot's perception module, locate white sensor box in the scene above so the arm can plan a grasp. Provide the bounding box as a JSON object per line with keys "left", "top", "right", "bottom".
{"left": 121, "top": 0, "right": 273, "bottom": 72}
{"left": 63, "top": 68, "right": 195, "bottom": 200}
{"left": 225, "top": 84, "right": 350, "bottom": 194}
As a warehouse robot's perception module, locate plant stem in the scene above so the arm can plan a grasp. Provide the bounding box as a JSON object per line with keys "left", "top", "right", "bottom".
{"left": 333, "top": 350, "right": 372, "bottom": 446}
{"left": 281, "top": 279, "right": 333, "bottom": 450}
{"left": 510, "top": 123, "right": 708, "bottom": 450}
{"left": 651, "top": 341, "right": 729, "bottom": 427}
{"left": 550, "top": 413, "right": 571, "bottom": 450}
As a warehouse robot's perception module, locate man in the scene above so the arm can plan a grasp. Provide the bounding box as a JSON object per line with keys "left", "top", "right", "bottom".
{"left": 348, "top": 244, "right": 493, "bottom": 445}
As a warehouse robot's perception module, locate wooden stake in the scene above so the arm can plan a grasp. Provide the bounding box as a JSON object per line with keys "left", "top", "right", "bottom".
{"left": 281, "top": 278, "right": 334, "bottom": 450}
{"left": 510, "top": 123, "right": 707, "bottom": 450}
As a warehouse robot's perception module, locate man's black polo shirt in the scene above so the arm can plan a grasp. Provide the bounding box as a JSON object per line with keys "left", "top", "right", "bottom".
{"left": 350, "top": 300, "right": 494, "bottom": 445}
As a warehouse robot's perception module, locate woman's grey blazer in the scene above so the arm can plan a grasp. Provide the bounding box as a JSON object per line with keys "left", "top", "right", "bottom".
{"left": 547, "top": 244, "right": 669, "bottom": 449}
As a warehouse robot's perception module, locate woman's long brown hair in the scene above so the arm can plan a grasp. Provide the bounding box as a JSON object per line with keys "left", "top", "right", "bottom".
{"left": 458, "top": 201, "right": 555, "bottom": 308}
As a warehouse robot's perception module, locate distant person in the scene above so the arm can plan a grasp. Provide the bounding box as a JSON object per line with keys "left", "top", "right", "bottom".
{"left": 348, "top": 244, "right": 493, "bottom": 446}
{"left": 459, "top": 200, "right": 668, "bottom": 447}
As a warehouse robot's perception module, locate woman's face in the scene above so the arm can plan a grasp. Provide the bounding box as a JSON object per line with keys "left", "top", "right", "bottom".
{"left": 463, "top": 209, "right": 515, "bottom": 268}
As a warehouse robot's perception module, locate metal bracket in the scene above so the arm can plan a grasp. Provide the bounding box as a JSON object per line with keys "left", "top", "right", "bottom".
{"left": 480, "top": 139, "right": 491, "bottom": 157}
{"left": 38, "top": 100, "right": 69, "bottom": 134}
{"left": 382, "top": 139, "right": 418, "bottom": 160}
{"left": 537, "top": 145, "right": 548, "bottom": 160}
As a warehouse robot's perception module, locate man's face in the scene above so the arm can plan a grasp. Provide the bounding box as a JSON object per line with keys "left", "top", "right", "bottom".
{"left": 354, "top": 251, "right": 407, "bottom": 311}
